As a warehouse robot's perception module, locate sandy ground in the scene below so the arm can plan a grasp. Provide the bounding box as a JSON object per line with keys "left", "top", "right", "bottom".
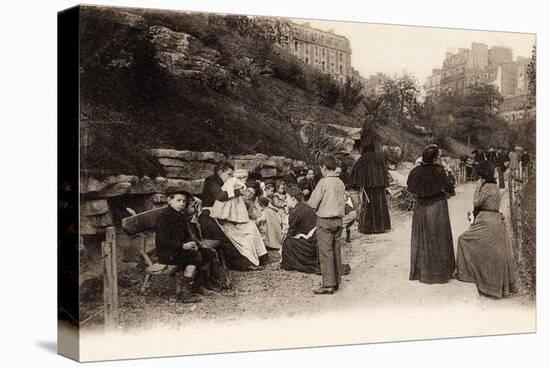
{"left": 81, "top": 182, "right": 535, "bottom": 333}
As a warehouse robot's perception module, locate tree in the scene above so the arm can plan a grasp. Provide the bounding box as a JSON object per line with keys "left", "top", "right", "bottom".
{"left": 314, "top": 73, "right": 341, "bottom": 108}
{"left": 340, "top": 77, "right": 364, "bottom": 113}
{"left": 362, "top": 94, "right": 391, "bottom": 127}
{"left": 527, "top": 45, "right": 536, "bottom": 107}
{"left": 382, "top": 73, "right": 421, "bottom": 129}
{"left": 422, "top": 85, "right": 505, "bottom": 149}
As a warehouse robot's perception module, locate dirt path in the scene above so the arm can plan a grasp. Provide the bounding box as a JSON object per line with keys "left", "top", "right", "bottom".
{"left": 82, "top": 183, "right": 535, "bottom": 333}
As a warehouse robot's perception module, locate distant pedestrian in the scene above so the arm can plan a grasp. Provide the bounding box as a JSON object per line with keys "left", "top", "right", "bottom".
{"left": 508, "top": 147, "right": 520, "bottom": 179}
{"left": 496, "top": 147, "right": 507, "bottom": 188}
{"left": 521, "top": 150, "right": 531, "bottom": 179}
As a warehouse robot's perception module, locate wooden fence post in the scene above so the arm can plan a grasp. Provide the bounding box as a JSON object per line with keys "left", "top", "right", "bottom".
{"left": 103, "top": 226, "right": 118, "bottom": 330}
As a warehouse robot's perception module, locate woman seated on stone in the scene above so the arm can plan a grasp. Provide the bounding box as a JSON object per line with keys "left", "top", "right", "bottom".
{"left": 209, "top": 170, "right": 249, "bottom": 224}
{"left": 199, "top": 163, "right": 268, "bottom": 271}
{"left": 456, "top": 160, "right": 516, "bottom": 298}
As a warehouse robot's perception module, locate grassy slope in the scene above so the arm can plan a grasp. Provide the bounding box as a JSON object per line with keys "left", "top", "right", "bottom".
{"left": 80, "top": 9, "right": 470, "bottom": 175}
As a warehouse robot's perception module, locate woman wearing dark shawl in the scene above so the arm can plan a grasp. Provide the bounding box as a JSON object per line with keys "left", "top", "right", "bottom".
{"left": 350, "top": 139, "right": 391, "bottom": 234}
{"left": 456, "top": 160, "right": 516, "bottom": 298}
{"left": 407, "top": 145, "right": 455, "bottom": 284}
{"left": 280, "top": 185, "right": 319, "bottom": 273}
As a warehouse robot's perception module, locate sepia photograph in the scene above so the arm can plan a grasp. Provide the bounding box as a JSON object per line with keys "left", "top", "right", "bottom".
{"left": 57, "top": 3, "right": 536, "bottom": 362}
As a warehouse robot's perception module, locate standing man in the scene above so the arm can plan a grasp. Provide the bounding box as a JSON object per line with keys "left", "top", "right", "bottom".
{"left": 308, "top": 155, "right": 346, "bottom": 295}
{"left": 496, "top": 147, "right": 507, "bottom": 188}
{"left": 521, "top": 150, "right": 531, "bottom": 179}
{"left": 508, "top": 147, "right": 520, "bottom": 180}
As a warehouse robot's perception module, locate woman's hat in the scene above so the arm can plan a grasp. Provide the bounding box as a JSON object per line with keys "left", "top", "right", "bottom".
{"left": 422, "top": 144, "right": 439, "bottom": 163}
{"left": 474, "top": 160, "right": 495, "bottom": 179}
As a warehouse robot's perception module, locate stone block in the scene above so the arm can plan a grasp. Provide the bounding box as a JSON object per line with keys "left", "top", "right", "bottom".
{"left": 81, "top": 199, "right": 109, "bottom": 216}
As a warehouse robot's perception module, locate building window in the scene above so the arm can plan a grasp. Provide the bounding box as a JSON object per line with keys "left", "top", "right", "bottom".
{"left": 305, "top": 46, "right": 308, "bottom": 54}
{"left": 340, "top": 65, "right": 343, "bottom": 74}
{"left": 339, "top": 53, "right": 343, "bottom": 62}
{"left": 315, "top": 46, "right": 318, "bottom": 56}
{"left": 294, "top": 41, "right": 299, "bottom": 52}
{"left": 322, "top": 48, "right": 325, "bottom": 57}
{"left": 305, "top": 57, "right": 309, "bottom": 64}
{"left": 322, "top": 61, "right": 325, "bottom": 71}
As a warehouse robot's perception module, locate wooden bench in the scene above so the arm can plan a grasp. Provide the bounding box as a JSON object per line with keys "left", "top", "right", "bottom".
{"left": 121, "top": 207, "right": 181, "bottom": 295}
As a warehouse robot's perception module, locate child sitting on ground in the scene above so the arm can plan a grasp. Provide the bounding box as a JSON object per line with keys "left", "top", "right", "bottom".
{"left": 271, "top": 180, "right": 288, "bottom": 211}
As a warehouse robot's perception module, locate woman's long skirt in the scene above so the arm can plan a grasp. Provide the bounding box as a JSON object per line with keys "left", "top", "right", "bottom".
{"left": 456, "top": 211, "right": 516, "bottom": 298}
{"left": 199, "top": 212, "right": 267, "bottom": 271}
{"left": 281, "top": 235, "right": 318, "bottom": 274}
{"left": 358, "top": 187, "right": 391, "bottom": 234}
{"left": 410, "top": 199, "right": 455, "bottom": 283}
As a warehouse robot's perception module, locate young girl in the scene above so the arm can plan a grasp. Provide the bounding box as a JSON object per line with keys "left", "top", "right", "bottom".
{"left": 271, "top": 180, "right": 288, "bottom": 211}
{"left": 272, "top": 180, "right": 289, "bottom": 236}
{"left": 209, "top": 169, "right": 249, "bottom": 223}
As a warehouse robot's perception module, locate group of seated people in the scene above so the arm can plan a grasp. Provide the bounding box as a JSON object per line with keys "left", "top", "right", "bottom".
{"left": 155, "top": 161, "right": 357, "bottom": 303}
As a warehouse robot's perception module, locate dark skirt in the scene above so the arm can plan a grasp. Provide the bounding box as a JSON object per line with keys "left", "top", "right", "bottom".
{"left": 358, "top": 187, "right": 391, "bottom": 234}
{"left": 410, "top": 198, "right": 455, "bottom": 283}
{"left": 281, "top": 235, "right": 319, "bottom": 274}
{"left": 456, "top": 211, "right": 516, "bottom": 298}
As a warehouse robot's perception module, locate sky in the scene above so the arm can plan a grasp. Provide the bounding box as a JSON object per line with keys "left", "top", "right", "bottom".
{"left": 291, "top": 17, "right": 536, "bottom": 86}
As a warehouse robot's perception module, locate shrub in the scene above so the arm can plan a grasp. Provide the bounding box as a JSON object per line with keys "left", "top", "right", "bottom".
{"left": 231, "top": 57, "right": 261, "bottom": 85}
{"left": 301, "top": 123, "right": 345, "bottom": 166}
{"left": 340, "top": 77, "right": 364, "bottom": 113}
{"left": 270, "top": 53, "right": 307, "bottom": 89}
{"left": 200, "top": 65, "right": 234, "bottom": 92}
{"left": 313, "top": 72, "right": 341, "bottom": 108}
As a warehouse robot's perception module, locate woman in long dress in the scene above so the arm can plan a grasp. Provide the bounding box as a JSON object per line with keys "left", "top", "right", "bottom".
{"left": 280, "top": 185, "right": 319, "bottom": 273}
{"left": 407, "top": 145, "right": 455, "bottom": 284}
{"left": 199, "top": 163, "right": 268, "bottom": 271}
{"left": 456, "top": 160, "right": 516, "bottom": 298}
{"left": 350, "top": 139, "right": 391, "bottom": 234}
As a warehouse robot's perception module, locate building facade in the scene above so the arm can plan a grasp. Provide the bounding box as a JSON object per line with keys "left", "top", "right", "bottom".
{"left": 424, "top": 68, "right": 442, "bottom": 95}
{"left": 287, "top": 22, "right": 352, "bottom": 83}
{"left": 435, "top": 42, "right": 489, "bottom": 94}
{"left": 424, "top": 42, "right": 534, "bottom": 123}
{"left": 363, "top": 72, "right": 389, "bottom": 96}
{"left": 423, "top": 42, "right": 523, "bottom": 96}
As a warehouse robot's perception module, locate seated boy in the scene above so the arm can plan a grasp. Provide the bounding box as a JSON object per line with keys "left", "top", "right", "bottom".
{"left": 155, "top": 188, "right": 211, "bottom": 303}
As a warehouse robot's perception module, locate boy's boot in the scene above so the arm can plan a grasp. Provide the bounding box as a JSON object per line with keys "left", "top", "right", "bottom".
{"left": 178, "top": 276, "right": 202, "bottom": 303}
{"left": 345, "top": 229, "right": 351, "bottom": 243}
{"left": 192, "top": 271, "right": 215, "bottom": 296}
